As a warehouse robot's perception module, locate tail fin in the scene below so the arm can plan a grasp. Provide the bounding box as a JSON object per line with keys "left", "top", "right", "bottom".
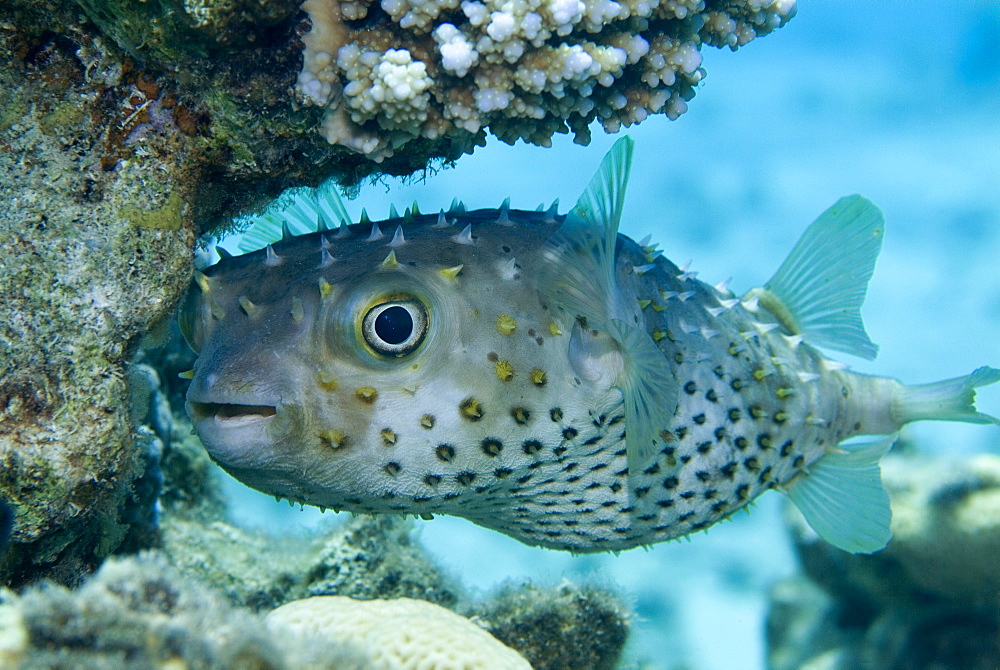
{"left": 895, "top": 366, "right": 1000, "bottom": 426}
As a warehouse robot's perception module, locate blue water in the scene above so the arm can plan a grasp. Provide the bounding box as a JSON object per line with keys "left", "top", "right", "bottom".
{"left": 221, "top": 3, "right": 1000, "bottom": 668}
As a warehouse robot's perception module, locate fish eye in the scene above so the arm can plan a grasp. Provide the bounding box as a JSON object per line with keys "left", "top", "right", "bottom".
{"left": 362, "top": 299, "right": 428, "bottom": 356}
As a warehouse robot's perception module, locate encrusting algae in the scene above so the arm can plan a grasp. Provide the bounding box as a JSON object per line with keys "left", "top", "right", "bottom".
{"left": 180, "top": 137, "right": 1000, "bottom": 556}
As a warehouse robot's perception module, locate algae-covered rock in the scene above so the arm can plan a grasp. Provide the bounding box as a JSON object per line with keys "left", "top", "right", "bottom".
{"left": 0, "top": 553, "right": 371, "bottom": 669}
{"left": 469, "top": 580, "right": 631, "bottom": 670}
{"left": 0, "top": 22, "right": 195, "bottom": 586}
{"left": 766, "top": 453, "right": 1000, "bottom": 670}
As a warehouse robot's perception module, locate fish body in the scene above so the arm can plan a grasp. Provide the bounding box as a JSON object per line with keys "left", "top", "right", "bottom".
{"left": 181, "top": 138, "right": 999, "bottom": 554}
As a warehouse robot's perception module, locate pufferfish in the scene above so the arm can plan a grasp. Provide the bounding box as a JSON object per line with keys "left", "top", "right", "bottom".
{"left": 180, "top": 137, "right": 999, "bottom": 555}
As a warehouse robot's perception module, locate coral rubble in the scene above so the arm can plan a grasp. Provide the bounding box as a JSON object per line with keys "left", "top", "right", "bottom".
{"left": 767, "top": 453, "right": 1000, "bottom": 670}
{"left": 298, "top": 0, "right": 797, "bottom": 161}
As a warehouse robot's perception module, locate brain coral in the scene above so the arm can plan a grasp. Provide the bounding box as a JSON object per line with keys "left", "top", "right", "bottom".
{"left": 298, "top": 0, "right": 796, "bottom": 161}
{"left": 266, "top": 595, "right": 532, "bottom": 669}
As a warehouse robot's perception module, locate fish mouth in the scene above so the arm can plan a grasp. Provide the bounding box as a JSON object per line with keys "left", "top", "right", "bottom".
{"left": 187, "top": 400, "right": 278, "bottom": 427}
{"left": 186, "top": 393, "right": 288, "bottom": 467}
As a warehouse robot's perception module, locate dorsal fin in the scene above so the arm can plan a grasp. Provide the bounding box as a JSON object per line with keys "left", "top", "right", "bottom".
{"left": 235, "top": 180, "right": 351, "bottom": 255}
{"left": 539, "top": 136, "right": 678, "bottom": 479}
{"left": 748, "top": 195, "right": 884, "bottom": 360}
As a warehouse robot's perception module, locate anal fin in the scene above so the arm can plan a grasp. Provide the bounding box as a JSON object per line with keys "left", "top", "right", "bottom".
{"left": 785, "top": 435, "right": 895, "bottom": 554}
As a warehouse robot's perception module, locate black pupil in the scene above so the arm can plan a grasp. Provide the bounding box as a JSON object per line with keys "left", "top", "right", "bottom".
{"left": 374, "top": 305, "right": 413, "bottom": 345}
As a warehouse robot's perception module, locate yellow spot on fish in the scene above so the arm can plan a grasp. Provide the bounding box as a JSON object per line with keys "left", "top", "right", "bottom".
{"left": 420, "top": 414, "right": 435, "bottom": 429}
{"left": 496, "top": 314, "right": 517, "bottom": 335}
{"left": 318, "top": 278, "right": 334, "bottom": 299}
{"left": 178, "top": 369, "right": 195, "bottom": 379}
{"left": 381, "top": 250, "right": 399, "bottom": 269}
{"left": 637, "top": 299, "right": 652, "bottom": 310}
{"left": 753, "top": 368, "right": 769, "bottom": 381}
{"left": 318, "top": 371, "right": 338, "bottom": 391}
{"left": 380, "top": 428, "right": 397, "bottom": 446}
{"left": 209, "top": 298, "right": 225, "bottom": 320}
{"left": 290, "top": 297, "right": 304, "bottom": 323}
{"left": 530, "top": 368, "right": 547, "bottom": 386}
{"left": 651, "top": 302, "right": 665, "bottom": 312}
{"left": 438, "top": 264, "right": 464, "bottom": 280}
{"left": 238, "top": 296, "right": 258, "bottom": 317}
{"left": 495, "top": 360, "right": 514, "bottom": 382}
{"left": 460, "top": 397, "right": 484, "bottom": 421}
{"left": 776, "top": 387, "right": 794, "bottom": 399}
{"left": 194, "top": 272, "right": 211, "bottom": 294}
{"left": 355, "top": 387, "right": 378, "bottom": 404}
{"left": 652, "top": 328, "right": 666, "bottom": 342}
{"left": 319, "top": 429, "right": 347, "bottom": 450}
{"left": 548, "top": 322, "right": 562, "bottom": 336}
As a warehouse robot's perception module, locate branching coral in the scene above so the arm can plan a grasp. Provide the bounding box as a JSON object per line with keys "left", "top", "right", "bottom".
{"left": 298, "top": 0, "right": 796, "bottom": 161}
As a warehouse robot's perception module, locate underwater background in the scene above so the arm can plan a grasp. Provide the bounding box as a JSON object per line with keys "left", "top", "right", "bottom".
{"left": 213, "top": 2, "right": 1000, "bottom": 668}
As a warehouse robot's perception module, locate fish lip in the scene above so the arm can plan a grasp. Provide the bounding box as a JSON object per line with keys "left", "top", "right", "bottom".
{"left": 186, "top": 397, "right": 279, "bottom": 427}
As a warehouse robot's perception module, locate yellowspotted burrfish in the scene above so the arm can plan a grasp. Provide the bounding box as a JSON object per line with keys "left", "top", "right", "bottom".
{"left": 180, "top": 137, "right": 1000, "bottom": 554}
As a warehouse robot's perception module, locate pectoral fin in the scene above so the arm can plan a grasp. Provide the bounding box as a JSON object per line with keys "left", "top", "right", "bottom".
{"left": 540, "top": 136, "right": 677, "bottom": 478}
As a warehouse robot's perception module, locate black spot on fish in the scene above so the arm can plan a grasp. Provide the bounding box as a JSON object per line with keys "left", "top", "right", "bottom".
{"left": 750, "top": 405, "right": 767, "bottom": 420}
{"left": 720, "top": 462, "right": 738, "bottom": 479}
{"left": 757, "top": 434, "right": 774, "bottom": 450}
{"left": 435, "top": 444, "right": 456, "bottom": 462}
{"left": 734, "top": 436, "right": 749, "bottom": 451}
{"left": 705, "top": 389, "right": 718, "bottom": 403}
{"left": 696, "top": 442, "right": 712, "bottom": 455}
{"left": 695, "top": 471, "right": 711, "bottom": 483}
{"left": 780, "top": 440, "right": 795, "bottom": 457}
{"left": 684, "top": 381, "right": 697, "bottom": 395}
{"left": 481, "top": 437, "right": 503, "bottom": 456}
{"left": 657, "top": 498, "right": 675, "bottom": 508}
{"left": 643, "top": 462, "right": 660, "bottom": 475}
{"left": 609, "top": 482, "right": 623, "bottom": 493}
{"left": 635, "top": 487, "right": 650, "bottom": 498}
{"left": 550, "top": 407, "right": 563, "bottom": 422}
{"left": 714, "top": 426, "right": 728, "bottom": 441}
{"left": 728, "top": 408, "right": 742, "bottom": 423}
{"left": 383, "top": 462, "right": 402, "bottom": 476}
{"left": 522, "top": 439, "right": 543, "bottom": 455}
{"left": 456, "top": 471, "right": 477, "bottom": 486}
{"left": 423, "top": 474, "right": 442, "bottom": 486}
{"left": 562, "top": 427, "right": 578, "bottom": 440}
{"left": 553, "top": 446, "right": 568, "bottom": 457}
{"left": 662, "top": 476, "right": 679, "bottom": 490}
{"left": 693, "top": 414, "right": 706, "bottom": 425}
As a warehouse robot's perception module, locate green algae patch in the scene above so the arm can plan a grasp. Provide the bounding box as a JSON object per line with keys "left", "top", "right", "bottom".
{"left": 121, "top": 190, "right": 184, "bottom": 230}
